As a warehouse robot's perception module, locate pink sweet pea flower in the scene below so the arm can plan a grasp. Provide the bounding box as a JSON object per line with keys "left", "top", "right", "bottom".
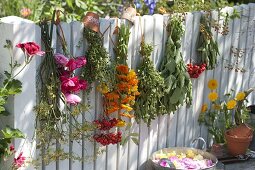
{"left": 60, "top": 76, "right": 80, "bottom": 93}
{"left": 75, "top": 56, "right": 87, "bottom": 68}
{"left": 64, "top": 93, "right": 82, "bottom": 105}
{"left": 13, "top": 152, "right": 26, "bottom": 168}
{"left": 16, "top": 42, "right": 45, "bottom": 57}
{"left": 66, "top": 56, "right": 87, "bottom": 71}
{"left": 79, "top": 79, "right": 88, "bottom": 91}
{"left": 54, "top": 53, "right": 69, "bottom": 66}
{"left": 66, "top": 58, "right": 77, "bottom": 72}
{"left": 10, "top": 144, "right": 15, "bottom": 152}
{"left": 59, "top": 69, "right": 71, "bottom": 77}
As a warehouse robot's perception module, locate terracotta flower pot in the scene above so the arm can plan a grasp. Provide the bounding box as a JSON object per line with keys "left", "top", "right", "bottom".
{"left": 83, "top": 12, "right": 100, "bottom": 33}
{"left": 228, "top": 123, "right": 253, "bottom": 137}
{"left": 225, "top": 124, "right": 253, "bottom": 156}
{"left": 211, "top": 143, "right": 225, "bottom": 157}
{"left": 121, "top": 7, "right": 136, "bottom": 23}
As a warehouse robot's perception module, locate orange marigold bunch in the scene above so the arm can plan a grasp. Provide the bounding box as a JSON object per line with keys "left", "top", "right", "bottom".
{"left": 99, "top": 64, "right": 140, "bottom": 118}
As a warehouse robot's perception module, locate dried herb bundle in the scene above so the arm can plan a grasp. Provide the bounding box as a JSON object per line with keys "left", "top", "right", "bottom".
{"left": 134, "top": 41, "right": 165, "bottom": 126}
{"left": 197, "top": 15, "right": 219, "bottom": 70}
{"left": 159, "top": 16, "right": 192, "bottom": 113}
{"left": 82, "top": 27, "right": 110, "bottom": 85}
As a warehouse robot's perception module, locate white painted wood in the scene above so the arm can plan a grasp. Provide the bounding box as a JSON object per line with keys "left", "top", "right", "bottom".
{"left": 0, "top": 17, "right": 39, "bottom": 170}
{"left": 70, "top": 21, "right": 85, "bottom": 170}
{"left": 143, "top": 15, "right": 159, "bottom": 166}
{"left": 236, "top": 5, "right": 249, "bottom": 94}
{"left": 242, "top": 4, "right": 255, "bottom": 105}
{"left": 247, "top": 4, "right": 255, "bottom": 104}
{"left": 152, "top": 14, "right": 167, "bottom": 151}
{"left": 106, "top": 18, "right": 118, "bottom": 170}
{"left": 44, "top": 24, "right": 57, "bottom": 170}
{"left": 127, "top": 16, "right": 140, "bottom": 170}
{"left": 228, "top": 6, "right": 241, "bottom": 94}
{"left": 57, "top": 22, "right": 72, "bottom": 170}
{"left": 94, "top": 18, "right": 110, "bottom": 170}
{"left": 116, "top": 19, "right": 133, "bottom": 170}
{"left": 137, "top": 15, "right": 149, "bottom": 170}
{"left": 190, "top": 11, "right": 202, "bottom": 146}
{"left": 106, "top": 19, "right": 118, "bottom": 170}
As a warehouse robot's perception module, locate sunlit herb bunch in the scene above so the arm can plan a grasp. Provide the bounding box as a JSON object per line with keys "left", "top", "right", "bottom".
{"left": 134, "top": 40, "right": 165, "bottom": 126}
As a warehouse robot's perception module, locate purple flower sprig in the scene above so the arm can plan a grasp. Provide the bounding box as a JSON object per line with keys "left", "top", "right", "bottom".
{"left": 143, "top": 0, "right": 157, "bottom": 14}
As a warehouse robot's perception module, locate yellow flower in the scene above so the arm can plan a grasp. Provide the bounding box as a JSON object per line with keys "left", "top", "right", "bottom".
{"left": 120, "top": 112, "right": 134, "bottom": 118}
{"left": 127, "top": 70, "right": 136, "bottom": 80}
{"left": 235, "top": 92, "right": 246, "bottom": 101}
{"left": 131, "top": 85, "right": 138, "bottom": 92}
{"left": 97, "top": 83, "right": 109, "bottom": 94}
{"left": 208, "top": 79, "right": 218, "bottom": 90}
{"left": 208, "top": 92, "right": 218, "bottom": 101}
{"left": 158, "top": 7, "right": 167, "bottom": 14}
{"left": 227, "top": 100, "right": 237, "bottom": 110}
{"left": 213, "top": 104, "right": 221, "bottom": 110}
{"left": 167, "top": 151, "right": 176, "bottom": 157}
{"left": 116, "top": 119, "right": 126, "bottom": 127}
{"left": 186, "top": 150, "right": 195, "bottom": 159}
{"left": 201, "top": 104, "right": 208, "bottom": 113}
{"left": 121, "top": 104, "right": 133, "bottom": 111}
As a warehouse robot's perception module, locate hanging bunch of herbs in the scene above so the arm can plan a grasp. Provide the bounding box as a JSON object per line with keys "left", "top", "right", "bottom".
{"left": 197, "top": 14, "right": 219, "bottom": 70}
{"left": 34, "top": 12, "right": 94, "bottom": 165}
{"left": 159, "top": 16, "right": 192, "bottom": 113}
{"left": 82, "top": 27, "right": 110, "bottom": 86}
{"left": 134, "top": 40, "right": 165, "bottom": 126}
{"left": 35, "top": 20, "right": 63, "bottom": 147}
{"left": 95, "top": 24, "right": 139, "bottom": 146}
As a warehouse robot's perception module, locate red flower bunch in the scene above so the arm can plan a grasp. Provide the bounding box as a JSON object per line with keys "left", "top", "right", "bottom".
{"left": 93, "top": 118, "right": 118, "bottom": 131}
{"left": 54, "top": 54, "right": 88, "bottom": 105}
{"left": 7, "top": 144, "right": 26, "bottom": 169}
{"left": 93, "top": 131, "right": 122, "bottom": 146}
{"left": 66, "top": 57, "right": 87, "bottom": 71}
{"left": 60, "top": 76, "right": 87, "bottom": 94}
{"left": 13, "top": 152, "right": 26, "bottom": 168}
{"left": 16, "top": 42, "right": 45, "bottom": 57}
{"left": 187, "top": 63, "right": 207, "bottom": 78}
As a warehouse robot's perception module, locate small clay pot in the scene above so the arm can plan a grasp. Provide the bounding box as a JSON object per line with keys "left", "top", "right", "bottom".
{"left": 225, "top": 130, "right": 253, "bottom": 156}
{"left": 211, "top": 143, "right": 224, "bottom": 157}
{"left": 121, "top": 7, "right": 136, "bottom": 23}
{"left": 83, "top": 12, "right": 100, "bottom": 33}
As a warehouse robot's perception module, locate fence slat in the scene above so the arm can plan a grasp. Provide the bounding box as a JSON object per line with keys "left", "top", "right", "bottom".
{"left": 189, "top": 11, "right": 202, "bottom": 145}
{"left": 127, "top": 16, "right": 141, "bottom": 170}
{"left": 240, "top": 5, "right": 252, "bottom": 101}
{"left": 247, "top": 4, "right": 255, "bottom": 104}
{"left": 143, "top": 15, "right": 159, "bottom": 163}
{"left": 105, "top": 18, "right": 118, "bottom": 170}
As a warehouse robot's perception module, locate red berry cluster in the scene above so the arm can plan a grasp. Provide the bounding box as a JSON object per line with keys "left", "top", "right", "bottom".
{"left": 93, "top": 118, "right": 118, "bottom": 131}
{"left": 93, "top": 131, "right": 122, "bottom": 146}
{"left": 187, "top": 63, "right": 207, "bottom": 78}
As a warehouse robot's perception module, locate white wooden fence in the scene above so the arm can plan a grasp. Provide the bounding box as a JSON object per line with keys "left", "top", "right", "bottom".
{"left": 1, "top": 3, "right": 255, "bottom": 170}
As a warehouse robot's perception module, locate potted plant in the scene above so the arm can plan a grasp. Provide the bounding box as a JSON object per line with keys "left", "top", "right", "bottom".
{"left": 199, "top": 79, "right": 254, "bottom": 156}
{"left": 224, "top": 88, "right": 254, "bottom": 156}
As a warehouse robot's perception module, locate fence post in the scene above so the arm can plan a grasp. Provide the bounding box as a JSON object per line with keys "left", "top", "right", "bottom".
{"left": 0, "top": 16, "right": 40, "bottom": 170}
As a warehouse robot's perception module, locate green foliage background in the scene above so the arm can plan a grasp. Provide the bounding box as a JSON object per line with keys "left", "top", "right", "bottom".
{"left": 0, "top": 0, "right": 254, "bottom": 22}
